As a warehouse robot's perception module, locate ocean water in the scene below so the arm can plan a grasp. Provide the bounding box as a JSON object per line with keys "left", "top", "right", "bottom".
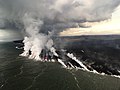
{"left": 0, "top": 37, "right": 120, "bottom": 90}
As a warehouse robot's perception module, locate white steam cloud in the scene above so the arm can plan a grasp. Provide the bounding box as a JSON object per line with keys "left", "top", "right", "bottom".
{"left": 0, "top": 0, "right": 120, "bottom": 25}
{"left": 0, "top": 0, "right": 120, "bottom": 60}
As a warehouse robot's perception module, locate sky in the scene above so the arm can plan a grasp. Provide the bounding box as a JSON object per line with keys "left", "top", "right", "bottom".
{"left": 60, "top": 5, "right": 120, "bottom": 36}
{"left": 0, "top": 29, "right": 23, "bottom": 41}
{"left": 0, "top": 0, "right": 120, "bottom": 41}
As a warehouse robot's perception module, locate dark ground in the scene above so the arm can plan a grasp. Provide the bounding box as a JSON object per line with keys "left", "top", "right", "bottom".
{"left": 0, "top": 35, "right": 119, "bottom": 90}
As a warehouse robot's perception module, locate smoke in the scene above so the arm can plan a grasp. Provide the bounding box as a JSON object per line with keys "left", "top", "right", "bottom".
{"left": 0, "top": 0, "right": 120, "bottom": 28}
{"left": 0, "top": 0, "right": 120, "bottom": 60}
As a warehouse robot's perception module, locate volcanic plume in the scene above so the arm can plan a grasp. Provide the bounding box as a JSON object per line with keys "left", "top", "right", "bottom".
{"left": 0, "top": 0, "right": 120, "bottom": 61}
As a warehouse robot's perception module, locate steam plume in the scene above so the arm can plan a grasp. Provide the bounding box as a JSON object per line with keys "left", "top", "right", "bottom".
{"left": 0, "top": 0, "right": 120, "bottom": 60}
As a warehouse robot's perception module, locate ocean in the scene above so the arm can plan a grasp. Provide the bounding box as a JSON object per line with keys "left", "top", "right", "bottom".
{"left": 0, "top": 35, "right": 120, "bottom": 90}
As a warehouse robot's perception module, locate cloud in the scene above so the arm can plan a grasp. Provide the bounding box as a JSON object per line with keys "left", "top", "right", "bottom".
{"left": 0, "top": 0, "right": 120, "bottom": 34}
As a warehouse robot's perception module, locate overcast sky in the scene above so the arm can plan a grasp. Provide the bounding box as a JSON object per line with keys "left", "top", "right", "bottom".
{"left": 61, "top": 5, "right": 120, "bottom": 36}
{"left": 0, "top": 29, "right": 23, "bottom": 41}
{"left": 0, "top": 0, "right": 120, "bottom": 39}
